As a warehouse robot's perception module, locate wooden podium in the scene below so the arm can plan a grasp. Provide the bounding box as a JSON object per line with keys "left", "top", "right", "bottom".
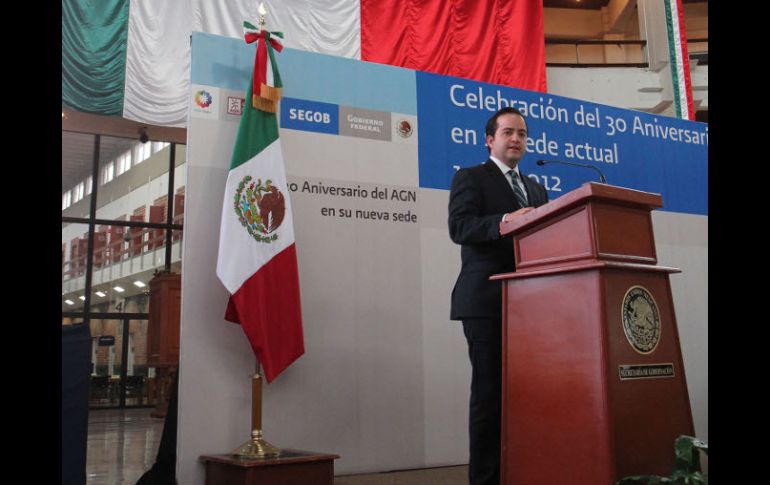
{"left": 147, "top": 271, "right": 181, "bottom": 417}
{"left": 492, "top": 183, "right": 695, "bottom": 484}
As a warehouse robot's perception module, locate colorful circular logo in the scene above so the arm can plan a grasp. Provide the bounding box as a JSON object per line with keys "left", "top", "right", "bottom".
{"left": 195, "top": 90, "right": 213, "bottom": 108}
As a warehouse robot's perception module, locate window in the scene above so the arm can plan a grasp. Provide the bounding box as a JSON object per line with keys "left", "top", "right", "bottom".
{"left": 74, "top": 182, "right": 85, "bottom": 202}
{"left": 116, "top": 151, "right": 132, "bottom": 176}
{"left": 152, "top": 141, "right": 169, "bottom": 154}
{"left": 134, "top": 142, "right": 151, "bottom": 165}
{"left": 63, "top": 127, "right": 185, "bottom": 410}
{"left": 102, "top": 162, "right": 114, "bottom": 185}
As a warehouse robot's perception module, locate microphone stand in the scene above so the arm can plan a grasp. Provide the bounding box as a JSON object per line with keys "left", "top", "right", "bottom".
{"left": 537, "top": 159, "right": 607, "bottom": 184}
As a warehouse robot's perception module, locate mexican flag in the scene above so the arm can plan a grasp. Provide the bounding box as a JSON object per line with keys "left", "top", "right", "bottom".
{"left": 62, "top": 1, "right": 546, "bottom": 127}
{"left": 664, "top": 0, "right": 695, "bottom": 120}
{"left": 216, "top": 29, "right": 304, "bottom": 383}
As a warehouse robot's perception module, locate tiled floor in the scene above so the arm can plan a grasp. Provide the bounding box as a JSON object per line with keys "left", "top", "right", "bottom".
{"left": 86, "top": 408, "right": 162, "bottom": 485}
{"left": 86, "top": 408, "right": 469, "bottom": 484}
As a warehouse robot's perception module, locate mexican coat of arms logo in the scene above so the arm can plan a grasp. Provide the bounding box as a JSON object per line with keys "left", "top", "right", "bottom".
{"left": 621, "top": 286, "right": 662, "bottom": 354}
{"left": 234, "top": 176, "right": 286, "bottom": 243}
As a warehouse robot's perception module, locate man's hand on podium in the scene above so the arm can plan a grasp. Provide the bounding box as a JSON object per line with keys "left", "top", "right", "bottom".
{"left": 501, "top": 207, "right": 535, "bottom": 233}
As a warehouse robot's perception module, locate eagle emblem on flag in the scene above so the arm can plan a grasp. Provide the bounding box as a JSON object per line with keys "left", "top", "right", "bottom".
{"left": 234, "top": 175, "right": 286, "bottom": 243}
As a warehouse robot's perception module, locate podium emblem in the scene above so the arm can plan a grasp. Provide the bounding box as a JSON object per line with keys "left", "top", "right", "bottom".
{"left": 621, "top": 286, "right": 661, "bottom": 354}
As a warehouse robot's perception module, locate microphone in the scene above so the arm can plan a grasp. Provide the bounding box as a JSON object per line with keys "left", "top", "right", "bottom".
{"left": 536, "top": 159, "right": 607, "bottom": 184}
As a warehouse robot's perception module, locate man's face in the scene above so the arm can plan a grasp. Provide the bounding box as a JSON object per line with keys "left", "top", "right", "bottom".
{"left": 487, "top": 113, "right": 527, "bottom": 168}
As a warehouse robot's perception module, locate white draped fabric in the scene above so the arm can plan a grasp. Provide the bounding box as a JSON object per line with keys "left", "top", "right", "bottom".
{"left": 123, "top": 0, "right": 361, "bottom": 127}
{"left": 124, "top": 0, "right": 193, "bottom": 127}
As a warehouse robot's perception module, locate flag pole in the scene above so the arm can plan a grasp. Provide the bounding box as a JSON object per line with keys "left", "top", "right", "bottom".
{"left": 232, "top": 359, "right": 282, "bottom": 458}
{"left": 230, "top": 3, "right": 283, "bottom": 459}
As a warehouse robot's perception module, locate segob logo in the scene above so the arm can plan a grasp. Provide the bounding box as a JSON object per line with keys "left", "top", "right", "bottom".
{"left": 234, "top": 176, "right": 285, "bottom": 243}
{"left": 621, "top": 286, "right": 662, "bottom": 354}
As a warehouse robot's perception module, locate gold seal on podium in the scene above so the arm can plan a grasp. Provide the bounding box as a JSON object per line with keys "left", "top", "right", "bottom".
{"left": 621, "top": 285, "right": 662, "bottom": 355}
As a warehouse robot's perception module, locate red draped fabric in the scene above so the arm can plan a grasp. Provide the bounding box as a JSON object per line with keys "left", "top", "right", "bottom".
{"left": 361, "top": 0, "right": 547, "bottom": 92}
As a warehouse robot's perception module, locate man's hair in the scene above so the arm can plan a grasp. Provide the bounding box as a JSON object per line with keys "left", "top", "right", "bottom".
{"left": 485, "top": 107, "right": 527, "bottom": 140}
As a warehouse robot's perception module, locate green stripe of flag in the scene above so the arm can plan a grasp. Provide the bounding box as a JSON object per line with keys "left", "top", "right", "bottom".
{"left": 230, "top": 73, "right": 280, "bottom": 169}
{"left": 62, "top": 0, "right": 129, "bottom": 115}
{"left": 664, "top": 0, "right": 684, "bottom": 119}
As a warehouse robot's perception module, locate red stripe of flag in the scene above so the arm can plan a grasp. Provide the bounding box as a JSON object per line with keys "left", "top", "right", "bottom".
{"left": 225, "top": 244, "right": 304, "bottom": 383}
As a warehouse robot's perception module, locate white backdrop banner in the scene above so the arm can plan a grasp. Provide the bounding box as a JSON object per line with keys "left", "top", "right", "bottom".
{"left": 177, "top": 32, "right": 707, "bottom": 484}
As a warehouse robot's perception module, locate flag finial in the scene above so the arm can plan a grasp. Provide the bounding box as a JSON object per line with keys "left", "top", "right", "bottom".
{"left": 243, "top": 3, "right": 283, "bottom": 113}
{"left": 258, "top": 3, "right": 267, "bottom": 31}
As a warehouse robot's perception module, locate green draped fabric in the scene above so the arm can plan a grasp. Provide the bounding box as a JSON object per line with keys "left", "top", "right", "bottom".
{"left": 62, "top": 0, "right": 129, "bottom": 115}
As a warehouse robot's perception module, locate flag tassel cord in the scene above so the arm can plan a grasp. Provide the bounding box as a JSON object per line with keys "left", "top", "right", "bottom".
{"left": 231, "top": 361, "right": 282, "bottom": 458}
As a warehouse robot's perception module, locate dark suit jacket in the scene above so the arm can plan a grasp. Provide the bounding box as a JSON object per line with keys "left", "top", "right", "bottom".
{"left": 448, "top": 159, "right": 549, "bottom": 320}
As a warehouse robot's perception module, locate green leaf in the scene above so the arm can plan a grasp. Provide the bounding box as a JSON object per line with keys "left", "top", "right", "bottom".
{"left": 670, "top": 468, "right": 708, "bottom": 485}
{"left": 616, "top": 476, "right": 670, "bottom": 485}
{"left": 689, "top": 471, "right": 707, "bottom": 485}
{"left": 691, "top": 439, "right": 708, "bottom": 456}
{"left": 617, "top": 436, "right": 707, "bottom": 485}
{"left": 674, "top": 436, "right": 700, "bottom": 472}
{"left": 616, "top": 478, "right": 647, "bottom": 484}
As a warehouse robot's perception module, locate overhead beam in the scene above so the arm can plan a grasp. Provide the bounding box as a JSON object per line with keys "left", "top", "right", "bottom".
{"left": 62, "top": 109, "right": 187, "bottom": 145}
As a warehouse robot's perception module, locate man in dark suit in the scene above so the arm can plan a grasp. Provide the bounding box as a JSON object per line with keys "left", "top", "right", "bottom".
{"left": 448, "top": 107, "right": 549, "bottom": 485}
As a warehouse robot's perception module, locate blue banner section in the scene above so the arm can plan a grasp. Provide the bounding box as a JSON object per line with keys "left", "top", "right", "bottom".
{"left": 416, "top": 72, "right": 708, "bottom": 215}
{"left": 280, "top": 97, "right": 339, "bottom": 135}
{"left": 191, "top": 32, "right": 417, "bottom": 115}
{"left": 191, "top": 32, "right": 254, "bottom": 90}
{"left": 191, "top": 32, "right": 707, "bottom": 216}
{"left": 280, "top": 50, "right": 417, "bottom": 116}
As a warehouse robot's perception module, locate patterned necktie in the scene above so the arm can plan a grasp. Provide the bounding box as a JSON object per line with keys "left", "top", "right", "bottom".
{"left": 507, "top": 170, "right": 529, "bottom": 208}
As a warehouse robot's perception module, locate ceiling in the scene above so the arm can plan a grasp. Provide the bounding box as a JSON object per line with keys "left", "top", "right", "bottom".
{"left": 544, "top": 0, "right": 705, "bottom": 9}
{"left": 62, "top": 132, "right": 138, "bottom": 193}
{"left": 62, "top": 109, "right": 186, "bottom": 195}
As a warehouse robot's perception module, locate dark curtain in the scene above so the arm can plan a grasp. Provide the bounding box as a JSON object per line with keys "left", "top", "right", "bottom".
{"left": 62, "top": 323, "right": 92, "bottom": 485}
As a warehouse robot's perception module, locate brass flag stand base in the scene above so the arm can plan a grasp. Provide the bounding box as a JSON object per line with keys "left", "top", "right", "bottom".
{"left": 231, "top": 364, "right": 281, "bottom": 459}
{"left": 232, "top": 429, "right": 281, "bottom": 459}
